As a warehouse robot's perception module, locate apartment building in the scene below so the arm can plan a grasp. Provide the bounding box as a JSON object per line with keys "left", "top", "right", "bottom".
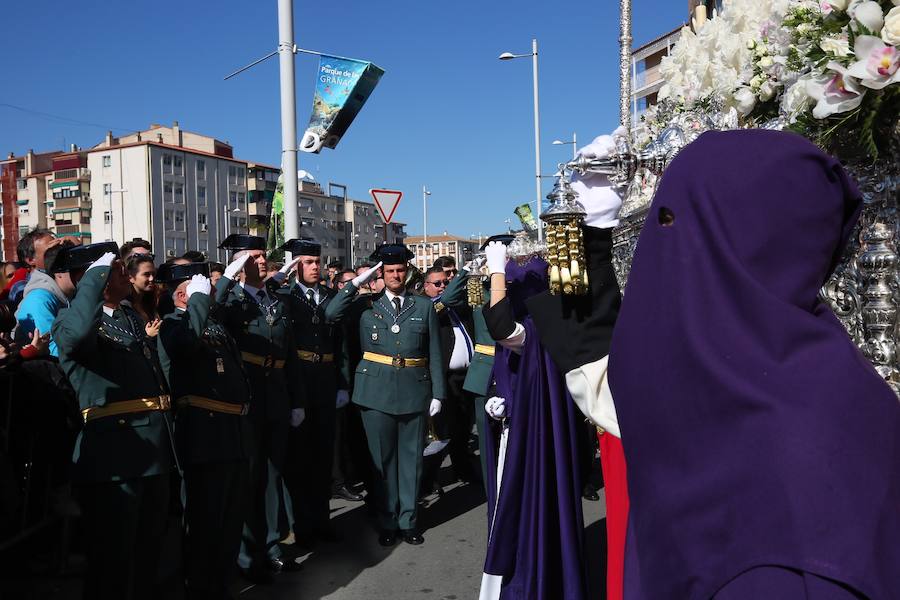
{"left": 405, "top": 234, "right": 477, "bottom": 272}
{"left": 247, "top": 162, "right": 280, "bottom": 239}
{"left": 0, "top": 150, "right": 62, "bottom": 260}
{"left": 46, "top": 151, "right": 93, "bottom": 242}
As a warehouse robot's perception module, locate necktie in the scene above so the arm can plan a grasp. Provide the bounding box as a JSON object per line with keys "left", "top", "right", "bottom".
{"left": 307, "top": 289, "right": 316, "bottom": 304}
{"left": 256, "top": 289, "right": 268, "bottom": 307}
{"left": 393, "top": 297, "right": 402, "bottom": 316}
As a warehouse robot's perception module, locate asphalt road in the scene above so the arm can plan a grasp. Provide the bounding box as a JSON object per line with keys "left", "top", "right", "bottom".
{"left": 239, "top": 468, "right": 607, "bottom": 600}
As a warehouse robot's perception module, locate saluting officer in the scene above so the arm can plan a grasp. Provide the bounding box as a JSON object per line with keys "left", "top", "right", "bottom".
{"left": 52, "top": 242, "right": 176, "bottom": 600}
{"left": 276, "top": 238, "right": 349, "bottom": 544}
{"left": 214, "top": 234, "right": 305, "bottom": 583}
{"left": 156, "top": 262, "right": 251, "bottom": 599}
{"left": 325, "top": 244, "right": 445, "bottom": 546}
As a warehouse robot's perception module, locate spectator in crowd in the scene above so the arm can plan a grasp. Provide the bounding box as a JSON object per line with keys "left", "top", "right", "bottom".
{"left": 325, "top": 261, "right": 342, "bottom": 287}
{"left": 182, "top": 250, "right": 205, "bottom": 263}
{"left": 15, "top": 241, "right": 77, "bottom": 357}
{"left": 0, "top": 262, "right": 12, "bottom": 290}
{"left": 3, "top": 228, "right": 56, "bottom": 304}
{"left": 432, "top": 256, "right": 458, "bottom": 281}
{"left": 125, "top": 253, "right": 161, "bottom": 337}
{"left": 208, "top": 262, "right": 225, "bottom": 288}
{"left": 119, "top": 238, "right": 152, "bottom": 260}
{"left": 354, "top": 262, "right": 385, "bottom": 294}
{"left": 332, "top": 269, "right": 356, "bottom": 290}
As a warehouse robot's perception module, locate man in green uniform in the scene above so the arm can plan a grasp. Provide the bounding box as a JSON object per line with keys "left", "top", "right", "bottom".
{"left": 52, "top": 242, "right": 176, "bottom": 600}
{"left": 157, "top": 262, "right": 251, "bottom": 599}
{"left": 325, "top": 244, "right": 445, "bottom": 546}
{"left": 214, "top": 234, "right": 305, "bottom": 582}
{"left": 439, "top": 250, "right": 496, "bottom": 486}
{"left": 275, "top": 238, "right": 349, "bottom": 544}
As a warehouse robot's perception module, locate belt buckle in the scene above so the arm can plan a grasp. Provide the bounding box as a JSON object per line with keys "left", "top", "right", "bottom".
{"left": 264, "top": 355, "right": 274, "bottom": 369}
{"left": 312, "top": 353, "right": 321, "bottom": 363}
{"left": 392, "top": 356, "right": 404, "bottom": 368}
{"left": 240, "top": 404, "right": 250, "bottom": 416}
{"left": 159, "top": 395, "right": 171, "bottom": 410}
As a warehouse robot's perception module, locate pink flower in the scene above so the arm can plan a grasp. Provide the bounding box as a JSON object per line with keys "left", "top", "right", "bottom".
{"left": 806, "top": 62, "right": 867, "bottom": 117}
{"left": 846, "top": 35, "right": 900, "bottom": 89}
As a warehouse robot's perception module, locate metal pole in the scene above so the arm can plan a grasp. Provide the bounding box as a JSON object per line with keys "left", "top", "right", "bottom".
{"left": 531, "top": 39, "right": 543, "bottom": 243}
{"left": 572, "top": 132, "right": 577, "bottom": 159}
{"left": 619, "top": 0, "right": 633, "bottom": 138}
{"left": 278, "top": 0, "right": 299, "bottom": 246}
{"left": 423, "top": 185, "right": 429, "bottom": 244}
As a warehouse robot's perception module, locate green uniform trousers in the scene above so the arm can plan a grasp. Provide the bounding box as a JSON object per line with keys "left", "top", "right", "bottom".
{"left": 360, "top": 407, "right": 426, "bottom": 531}
{"left": 78, "top": 473, "right": 170, "bottom": 600}
{"left": 184, "top": 459, "right": 247, "bottom": 600}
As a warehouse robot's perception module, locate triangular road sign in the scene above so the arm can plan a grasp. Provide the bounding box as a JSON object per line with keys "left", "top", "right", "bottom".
{"left": 370, "top": 189, "right": 403, "bottom": 224}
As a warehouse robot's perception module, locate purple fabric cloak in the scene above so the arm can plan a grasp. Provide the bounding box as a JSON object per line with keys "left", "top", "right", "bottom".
{"left": 609, "top": 129, "right": 900, "bottom": 599}
{"left": 482, "top": 258, "right": 588, "bottom": 600}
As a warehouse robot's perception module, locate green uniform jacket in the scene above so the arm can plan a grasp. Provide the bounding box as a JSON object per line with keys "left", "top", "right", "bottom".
{"left": 214, "top": 276, "right": 305, "bottom": 421}
{"left": 278, "top": 283, "right": 349, "bottom": 393}
{"left": 325, "top": 283, "right": 445, "bottom": 415}
{"left": 53, "top": 265, "right": 175, "bottom": 483}
{"left": 158, "top": 292, "right": 251, "bottom": 466}
{"left": 441, "top": 270, "right": 494, "bottom": 396}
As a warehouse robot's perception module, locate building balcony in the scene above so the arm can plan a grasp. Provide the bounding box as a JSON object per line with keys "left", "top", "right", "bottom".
{"left": 633, "top": 65, "right": 663, "bottom": 94}
{"left": 52, "top": 167, "right": 90, "bottom": 182}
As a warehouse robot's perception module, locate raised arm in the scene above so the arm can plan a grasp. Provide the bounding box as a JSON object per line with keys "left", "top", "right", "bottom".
{"left": 52, "top": 254, "right": 114, "bottom": 356}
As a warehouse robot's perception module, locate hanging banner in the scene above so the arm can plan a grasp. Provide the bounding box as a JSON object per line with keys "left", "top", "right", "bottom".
{"left": 514, "top": 203, "right": 538, "bottom": 233}
{"left": 266, "top": 172, "right": 286, "bottom": 260}
{"left": 299, "top": 55, "right": 385, "bottom": 154}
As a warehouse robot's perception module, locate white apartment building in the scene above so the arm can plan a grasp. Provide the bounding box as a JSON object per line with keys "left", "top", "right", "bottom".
{"left": 405, "top": 234, "right": 477, "bottom": 272}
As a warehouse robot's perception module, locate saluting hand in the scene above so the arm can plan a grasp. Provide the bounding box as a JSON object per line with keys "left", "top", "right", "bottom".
{"left": 185, "top": 274, "right": 212, "bottom": 298}
{"left": 223, "top": 254, "right": 250, "bottom": 280}
{"left": 351, "top": 261, "right": 383, "bottom": 288}
{"left": 269, "top": 256, "right": 302, "bottom": 286}
{"left": 87, "top": 252, "right": 117, "bottom": 272}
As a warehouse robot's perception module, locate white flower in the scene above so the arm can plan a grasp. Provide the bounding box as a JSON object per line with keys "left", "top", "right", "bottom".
{"left": 828, "top": 0, "right": 849, "bottom": 10}
{"left": 820, "top": 36, "right": 853, "bottom": 56}
{"left": 734, "top": 87, "right": 758, "bottom": 115}
{"left": 883, "top": 6, "right": 900, "bottom": 45}
{"left": 759, "top": 55, "right": 775, "bottom": 68}
{"left": 806, "top": 62, "right": 867, "bottom": 117}
{"left": 759, "top": 80, "right": 778, "bottom": 100}
{"left": 852, "top": 1, "right": 885, "bottom": 33}
{"left": 781, "top": 77, "right": 813, "bottom": 122}
{"left": 846, "top": 35, "right": 900, "bottom": 89}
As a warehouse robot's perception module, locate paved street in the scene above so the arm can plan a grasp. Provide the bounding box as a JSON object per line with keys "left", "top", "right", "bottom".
{"left": 238, "top": 464, "right": 607, "bottom": 600}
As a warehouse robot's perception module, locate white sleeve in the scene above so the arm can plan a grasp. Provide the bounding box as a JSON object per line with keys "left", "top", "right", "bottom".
{"left": 497, "top": 321, "right": 526, "bottom": 354}
{"left": 564, "top": 355, "right": 620, "bottom": 438}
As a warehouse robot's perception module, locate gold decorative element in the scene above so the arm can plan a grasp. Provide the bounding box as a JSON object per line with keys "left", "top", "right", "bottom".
{"left": 466, "top": 276, "right": 485, "bottom": 307}
{"left": 546, "top": 218, "right": 589, "bottom": 295}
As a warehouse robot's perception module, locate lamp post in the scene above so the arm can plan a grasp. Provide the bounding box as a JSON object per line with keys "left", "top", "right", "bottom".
{"left": 552, "top": 132, "right": 578, "bottom": 159}
{"left": 422, "top": 186, "right": 431, "bottom": 244}
{"left": 499, "top": 38, "right": 543, "bottom": 243}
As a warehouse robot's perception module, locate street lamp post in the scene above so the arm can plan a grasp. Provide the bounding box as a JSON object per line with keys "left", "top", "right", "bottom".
{"left": 499, "top": 38, "right": 543, "bottom": 243}
{"left": 422, "top": 186, "right": 431, "bottom": 244}
{"left": 552, "top": 132, "right": 578, "bottom": 159}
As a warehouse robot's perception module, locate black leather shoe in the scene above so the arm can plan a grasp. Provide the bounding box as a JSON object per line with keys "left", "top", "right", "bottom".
{"left": 378, "top": 531, "right": 397, "bottom": 546}
{"left": 269, "top": 556, "right": 303, "bottom": 573}
{"left": 240, "top": 566, "right": 274, "bottom": 584}
{"left": 333, "top": 484, "right": 364, "bottom": 502}
{"left": 582, "top": 485, "right": 600, "bottom": 502}
{"left": 401, "top": 529, "right": 424, "bottom": 545}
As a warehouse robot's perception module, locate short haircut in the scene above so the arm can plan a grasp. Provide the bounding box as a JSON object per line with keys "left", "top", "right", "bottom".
{"left": 208, "top": 262, "right": 225, "bottom": 275}
{"left": 424, "top": 266, "right": 445, "bottom": 278}
{"left": 432, "top": 256, "right": 456, "bottom": 270}
{"left": 182, "top": 250, "right": 205, "bottom": 263}
{"left": 354, "top": 261, "right": 374, "bottom": 271}
{"left": 333, "top": 268, "right": 356, "bottom": 285}
{"left": 16, "top": 228, "right": 53, "bottom": 263}
{"left": 327, "top": 261, "right": 342, "bottom": 270}
{"left": 120, "top": 238, "right": 152, "bottom": 257}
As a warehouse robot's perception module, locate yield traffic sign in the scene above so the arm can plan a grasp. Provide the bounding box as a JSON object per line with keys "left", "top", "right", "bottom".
{"left": 370, "top": 189, "right": 403, "bottom": 224}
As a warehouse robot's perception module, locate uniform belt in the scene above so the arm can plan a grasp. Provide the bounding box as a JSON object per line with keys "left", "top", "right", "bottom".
{"left": 474, "top": 344, "right": 495, "bottom": 357}
{"left": 363, "top": 352, "right": 428, "bottom": 368}
{"left": 177, "top": 395, "right": 249, "bottom": 416}
{"left": 81, "top": 395, "right": 171, "bottom": 424}
{"left": 241, "top": 351, "right": 286, "bottom": 369}
{"left": 296, "top": 350, "right": 334, "bottom": 363}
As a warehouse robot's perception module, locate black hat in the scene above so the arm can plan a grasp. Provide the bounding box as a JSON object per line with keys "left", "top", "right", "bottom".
{"left": 50, "top": 241, "right": 120, "bottom": 274}
{"left": 279, "top": 238, "right": 322, "bottom": 257}
{"left": 370, "top": 243, "right": 414, "bottom": 265}
{"left": 156, "top": 262, "right": 210, "bottom": 285}
{"left": 218, "top": 234, "right": 266, "bottom": 252}
{"left": 480, "top": 234, "right": 516, "bottom": 251}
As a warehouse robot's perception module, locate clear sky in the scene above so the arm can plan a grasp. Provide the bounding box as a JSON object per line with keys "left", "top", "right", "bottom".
{"left": 1, "top": 0, "right": 686, "bottom": 239}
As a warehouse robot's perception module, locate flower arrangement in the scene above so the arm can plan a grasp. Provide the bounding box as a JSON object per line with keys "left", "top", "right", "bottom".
{"left": 651, "top": 0, "right": 900, "bottom": 159}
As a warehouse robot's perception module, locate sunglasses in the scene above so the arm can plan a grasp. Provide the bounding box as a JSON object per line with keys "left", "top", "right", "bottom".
{"left": 427, "top": 280, "right": 448, "bottom": 287}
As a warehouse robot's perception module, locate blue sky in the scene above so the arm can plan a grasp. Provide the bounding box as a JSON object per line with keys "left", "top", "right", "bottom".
{"left": 1, "top": 0, "right": 685, "bottom": 239}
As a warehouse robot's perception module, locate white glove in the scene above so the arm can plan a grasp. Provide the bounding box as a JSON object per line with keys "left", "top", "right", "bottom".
{"left": 270, "top": 256, "right": 302, "bottom": 285}
{"left": 224, "top": 254, "right": 250, "bottom": 280}
{"left": 485, "top": 396, "right": 507, "bottom": 420}
{"left": 185, "top": 274, "right": 211, "bottom": 298}
{"left": 290, "top": 407, "right": 306, "bottom": 428}
{"left": 429, "top": 399, "right": 442, "bottom": 417}
{"left": 351, "top": 261, "right": 383, "bottom": 288}
{"left": 335, "top": 389, "right": 350, "bottom": 409}
{"left": 570, "top": 128, "right": 626, "bottom": 229}
{"left": 86, "top": 252, "right": 116, "bottom": 271}
{"left": 484, "top": 242, "right": 508, "bottom": 275}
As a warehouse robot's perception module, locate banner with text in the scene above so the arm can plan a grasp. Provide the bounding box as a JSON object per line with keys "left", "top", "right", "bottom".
{"left": 514, "top": 203, "right": 538, "bottom": 233}
{"left": 300, "top": 55, "right": 384, "bottom": 154}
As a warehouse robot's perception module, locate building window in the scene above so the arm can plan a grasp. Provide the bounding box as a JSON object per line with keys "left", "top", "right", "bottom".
{"left": 16, "top": 179, "right": 26, "bottom": 190}
{"left": 102, "top": 155, "right": 111, "bottom": 168}
{"left": 237, "top": 192, "right": 245, "bottom": 211}
{"left": 103, "top": 183, "right": 112, "bottom": 199}
{"left": 198, "top": 212, "right": 208, "bottom": 232}
{"left": 229, "top": 191, "right": 237, "bottom": 209}
{"left": 174, "top": 183, "right": 184, "bottom": 203}
{"left": 104, "top": 211, "right": 111, "bottom": 224}
{"left": 196, "top": 160, "right": 205, "bottom": 179}
{"left": 197, "top": 185, "right": 206, "bottom": 207}
{"left": 237, "top": 168, "right": 245, "bottom": 184}
{"left": 173, "top": 156, "right": 183, "bottom": 174}
{"left": 163, "top": 154, "right": 173, "bottom": 174}
{"left": 175, "top": 209, "right": 185, "bottom": 231}
{"left": 164, "top": 182, "right": 173, "bottom": 201}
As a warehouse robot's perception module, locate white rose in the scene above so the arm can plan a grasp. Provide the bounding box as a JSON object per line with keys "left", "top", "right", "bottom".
{"left": 759, "top": 56, "right": 775, "bottom": 68}
{"left": 883, "top": 6, "right": 900, "bottom": 44}
{"left": 853, "top": 1, "right": 885, "bottom": 33}
{"left": 828, "top": 0, "right": 849, "bottom": 10}
{"left": 734, "top": 87, "right": 758, "bottom": 115}
{"left": 759, "top": 80, "right": 777, "bottom": 101}
{"left": 781, "top": 79, "right": 813, "bottom": 122}
{"left": 820, "top": 36, "right": 852, "bottom": 56}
